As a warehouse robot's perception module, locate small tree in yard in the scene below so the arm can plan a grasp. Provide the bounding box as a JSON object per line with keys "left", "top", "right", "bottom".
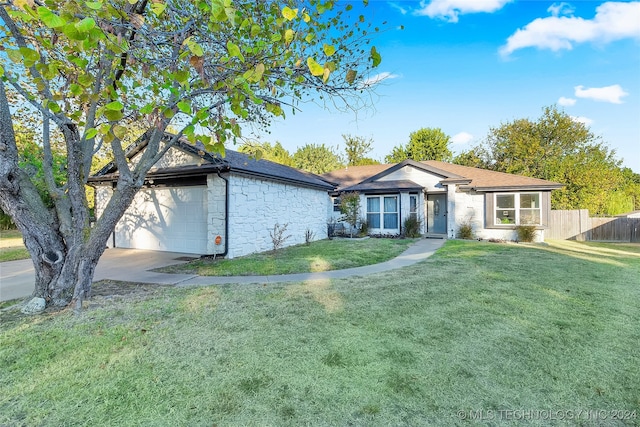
{"left": 0, "top": 0, "right": 383, "bottom": 313}
{"left": 339, "top": 192, "right": 360, "bottom": 238}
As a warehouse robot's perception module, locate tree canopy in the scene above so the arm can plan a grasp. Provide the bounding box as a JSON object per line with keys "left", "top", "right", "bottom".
{"left": 0, "top": 0, "right": 383, "bottom": 312}
{"left": 385, "top": 127, "right": 452, "bottom": 163}
{"left": 343, "top": 134, "right": 380, "bottom": 166}
{"left": 292, "top": 143, "right": 344, "bottom": 174}
{"left": 454, "top": 105, "right": 633, "bottom": 215}
{"left": 239, "top": 141, "right": 294, "bottom": 166}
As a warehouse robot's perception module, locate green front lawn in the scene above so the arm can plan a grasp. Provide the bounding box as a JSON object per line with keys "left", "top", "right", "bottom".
{"left": 158, "top": 237, "right": 417, "bottom": 276}
{"left": 1, "top": 240, "right": 639, "bottom": 426}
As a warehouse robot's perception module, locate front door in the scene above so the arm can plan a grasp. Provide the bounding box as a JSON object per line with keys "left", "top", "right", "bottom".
{"left": 427, "top": 193, "right": 447, "bottom": 234}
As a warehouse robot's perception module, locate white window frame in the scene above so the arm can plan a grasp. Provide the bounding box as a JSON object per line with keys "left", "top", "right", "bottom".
{"left": 366, "top": 195, "right": 399, "bottom": 231}
{"left": 409, "top": 194, "right": 418, "bottom": 220}
{"left": 332, "top": 197, "right": 341, "bottom": 212}
{"left": 494, "top": 192, "right": 542, "bottom": 226}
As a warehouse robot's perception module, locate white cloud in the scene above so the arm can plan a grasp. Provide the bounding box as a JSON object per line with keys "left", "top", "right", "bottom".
{"left": 547, "top": 2, "right": 575, "bottom": 17}
{"left": 558, "top": 96, "right": 577, "bottom": 106}
{"left": 388, "top": 2, "right": 408, "bottom": 15}
{"left": 414, "top": 0, "right": 512, "bottom": 23}
{"left": 451, "top": 132, "right": 474, "bottom": 145}
{"left": 571, "top": 116, "right": 593, "bottom": 126}
{"left": 500, "top": 2, "right": 640, "bottom": 56}
{"left": 359, "top": 72, "right": 400, "bottom": 88}
{"left": 574, "top": 84, "right": 628, "bottom": 104}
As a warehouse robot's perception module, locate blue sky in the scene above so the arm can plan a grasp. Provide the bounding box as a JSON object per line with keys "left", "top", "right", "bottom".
{"left": 250, "top": 0, "right": 640, "bottom": 172}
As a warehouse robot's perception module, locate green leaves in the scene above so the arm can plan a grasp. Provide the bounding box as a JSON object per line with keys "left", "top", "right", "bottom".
{"left": 85, "top": 1, "right": 102, "bottom": 10}
{"left": 19, "top": 47, "right": 40, "bottom": 67}
{"left": 282, "top": 6, "right": 298, "bottom": 20}
{"left": 370, "top": 46, "right": 381, "bottom": 67}
{"left": 307, "top": 57, "right": 324, "bottom": 77}
{"left": 76, "top": 17, "right": 96, "bottom": 32}
{"left": 284, "top": 29, "right": 295, "bottom": 46}
{"left": 105, "top": 101, "right": 124, "bottom": 111}
{"left": 227, "top": 41, "right": 244, "bottom": 62}
{"left": 150, "top": 2, "right": 166, "bottom": 16}
{"left": 185, "top": 38, "right": 204, "bottom": 57}
{"left": 177, "top": 100, "right": 191, "bottom": 114}
{"left": 84, "top": 128, "right": 98, "bottom": 140}
{"left": 37, "top": 7, "right": 65, "bottom": 28}
{"left": 323, "top": 44, "right": 336, "bottom": 57}
{"left": 243, "top": 63, "right": 265, "bottom": 83}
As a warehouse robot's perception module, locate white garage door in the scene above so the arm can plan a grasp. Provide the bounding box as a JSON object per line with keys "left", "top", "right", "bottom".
{"left": 115, "top": 186, "right": 208, "bottom": 254}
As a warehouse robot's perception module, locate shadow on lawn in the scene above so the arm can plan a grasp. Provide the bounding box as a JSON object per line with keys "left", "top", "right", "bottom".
{"left": 533, "top": 240, "right": 640, "bottom": 266}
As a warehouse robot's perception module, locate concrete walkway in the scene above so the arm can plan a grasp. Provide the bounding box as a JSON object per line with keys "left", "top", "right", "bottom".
{"left": 0, "top": 238, "right": 445, "bottom": 301}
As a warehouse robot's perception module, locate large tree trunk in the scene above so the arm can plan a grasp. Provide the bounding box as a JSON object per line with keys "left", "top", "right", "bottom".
{"left": 4, "top": 181, "right": 142, "bottom": 313}
{"left": 1, "top": 80, "right": 146, "bottom": 313}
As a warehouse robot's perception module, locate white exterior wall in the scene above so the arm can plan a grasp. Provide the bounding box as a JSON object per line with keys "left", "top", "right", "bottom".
{"left": 380, "top": 165, "right": 446, "bottom": 192}
{"left": 452, "top": 190, "right": 545, "bottom": 242}
{"left": 128, "top": 145, "right": 204, "bottom": 170}
{"left": 95, "top": 186, "right": 112, "bottom": 248}
{"left": 207, "top": 175, "right": 227, "bottom": 255}
{"left": 226, "top": 174, "right": 329, "bottom": 258}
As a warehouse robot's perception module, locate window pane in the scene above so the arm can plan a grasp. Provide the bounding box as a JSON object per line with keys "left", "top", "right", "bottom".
{"left": 384, "top": 196, "right": 397, "bottom": 213}
{"left": 496, "top": 210, "right": 516, "bottom": 225}
{"left": 520, "top": 193, "right": 540, "bottom": 209}
{"left": 367, "top": 213, "right": 380, "bottom": 228}
{"left": 496, "top": 194, "right": 515, "bottom": 209}
{"left": 367, "top": 197, "right": 380, "bottom": 213}
{"left": 333, "top": 197, "right": 341, "bottom": 212}
{"left": 520, "top": 209, "right": 541, "bottom": 225}
{"left": 409, "top": 196, "right": 417, "bottom": 213}
{"left": 384, "top": 213, "right": 398, "bottom": 229}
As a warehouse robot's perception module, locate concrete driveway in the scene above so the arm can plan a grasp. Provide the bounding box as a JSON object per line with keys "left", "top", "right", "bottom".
{"left": 1, "top": 239, "right": 446, "bottom": 303}
{"left": 0, "top": 248, "right": 199, "bottom": 302}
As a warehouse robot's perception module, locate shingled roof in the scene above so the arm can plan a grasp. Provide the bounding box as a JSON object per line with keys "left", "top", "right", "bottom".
{"left": 322, "top": 159, "right": 563, "bottom": 192}
{"left": 90, "top": 133, "right": 333, "bottom": 190}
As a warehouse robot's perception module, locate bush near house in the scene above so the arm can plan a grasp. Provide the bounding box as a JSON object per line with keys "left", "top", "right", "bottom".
{"left": 516, "top": 225, "right": 537, "bottom": 242}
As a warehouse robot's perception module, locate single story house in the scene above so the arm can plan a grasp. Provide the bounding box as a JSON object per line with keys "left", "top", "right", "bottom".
{"left": 91, "top": 134, "right": 564, "bottom": 257}
{"left": 90, "top": 133, "right": 333, "bottom": 258}
{"left": 322, "top": 160, "right": 563, "bottom": 242}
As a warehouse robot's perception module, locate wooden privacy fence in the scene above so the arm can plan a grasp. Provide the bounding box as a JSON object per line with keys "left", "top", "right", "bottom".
{"left": 547, "top": 210, "right": 640, "bottom": 242}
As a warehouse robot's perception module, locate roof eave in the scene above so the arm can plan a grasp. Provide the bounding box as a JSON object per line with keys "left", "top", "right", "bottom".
{"left": 466, "top": 184, "right": 565, "bottom": 191}
{"left": 230, "top": 168, "right": 335, "bottom": 191}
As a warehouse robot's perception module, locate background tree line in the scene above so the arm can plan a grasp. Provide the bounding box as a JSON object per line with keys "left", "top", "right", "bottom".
{"left": 239, "top": 105, "right": 640, "bottom": 216}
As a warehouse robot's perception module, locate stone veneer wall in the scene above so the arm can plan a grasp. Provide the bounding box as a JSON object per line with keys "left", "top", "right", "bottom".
{"left": 207, "top": 175, "right": 227, "bottom": 255}
{"left": 226, "top": 174, "right": 329, "bottom": 258}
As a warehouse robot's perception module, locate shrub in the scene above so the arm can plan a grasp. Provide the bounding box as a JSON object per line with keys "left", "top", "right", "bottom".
{"left": 358, "top": 217, "right": 369, "bottom": 237}
{"left": 457, "top": 222, "right": 474, "bottom": 240}
{"left": 403, "top": 216, "right": 422, "bottom": 238}
{"left": 516, "top": 225, "right": 537, "bottom": 243}
{"left": 304, "top": 228, "right": 315, "bottom": 245}
{"left": 269, "top": 223, "right": 291, "bottom": 252}
{"left": 326, "top": 218, "right": 337, "bottom": 239}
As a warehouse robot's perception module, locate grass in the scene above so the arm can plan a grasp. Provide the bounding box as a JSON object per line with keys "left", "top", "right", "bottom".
{"left": 157, "top": 237, "right": 417, "bottom": 276}
{"left": 0, "top": 229, "right": 29, "bottom": 262}
{"left": 1, "top": 240, "right": 639, "bottom": 426}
